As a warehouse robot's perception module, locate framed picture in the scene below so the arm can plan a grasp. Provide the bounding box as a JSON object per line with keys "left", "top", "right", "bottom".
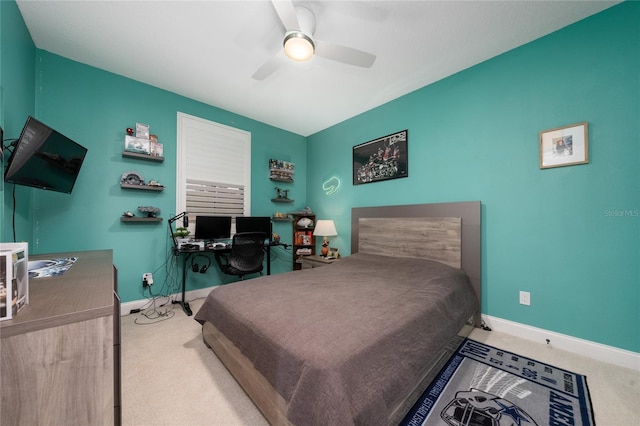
{"left": 539, "top": 122, "right": 588, "bottom": 169}
{"left": 353, "top": 129, "right": 408, "bottom": 185}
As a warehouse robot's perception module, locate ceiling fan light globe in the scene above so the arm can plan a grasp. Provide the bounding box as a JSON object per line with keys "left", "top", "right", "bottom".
{"left": 283, "top": 32, "right": 315, "bottom": 62}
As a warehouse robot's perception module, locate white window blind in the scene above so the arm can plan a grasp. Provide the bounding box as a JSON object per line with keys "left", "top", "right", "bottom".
{"left": 177, "top": 112, "right": 251, "bottom": 226}
{"left": 185, "top": 179, "right": 244, "bottom": 216}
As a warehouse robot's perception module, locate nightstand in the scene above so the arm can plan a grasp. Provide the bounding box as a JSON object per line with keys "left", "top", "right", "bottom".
{"left": 300, "top": 254, "right": 340, "bottom": 269}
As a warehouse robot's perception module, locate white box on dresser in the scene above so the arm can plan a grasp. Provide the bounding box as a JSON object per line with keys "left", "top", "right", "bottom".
{"left": 0, "top": 242, "right": 29, "bottom": 321}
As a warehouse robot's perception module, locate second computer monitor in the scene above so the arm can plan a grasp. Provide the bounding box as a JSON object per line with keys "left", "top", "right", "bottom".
{"left": 235, "top": 216, "right": 271, "bottom": 240}
{"left": 195, "top": 216, "right": 232, "bottom": 241}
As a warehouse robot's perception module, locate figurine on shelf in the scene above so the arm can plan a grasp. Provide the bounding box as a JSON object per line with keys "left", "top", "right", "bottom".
{"left": 274, "top": 187, "right": 291, "bottom": 200}
{"left": 290, "top": 206, "right": 314, "bottom": 216}
{"left": 273, "top": 212, "right": 291, "bottom": 219}
{"left": 137, "top": 206, "right": 160, "bottom": 218}
{"left": 296, "top": 217, "right": 314, "bottom": 228}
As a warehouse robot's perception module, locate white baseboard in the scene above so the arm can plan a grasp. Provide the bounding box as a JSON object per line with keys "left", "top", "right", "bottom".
{"left": 120, "top": 286, "right": 216, "bottom": 316}
{"left": 482, "top": 315, "right": 640, "bottom": 371}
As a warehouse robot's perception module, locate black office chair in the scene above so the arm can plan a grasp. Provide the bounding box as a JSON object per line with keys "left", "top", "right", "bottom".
{"left": 215, "top": 232, "right": 266, "bottom": 280}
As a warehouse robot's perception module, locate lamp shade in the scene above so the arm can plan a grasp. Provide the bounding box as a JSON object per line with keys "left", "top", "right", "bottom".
{"left": 313, "top": 220, "right": 337, "bottom": 237}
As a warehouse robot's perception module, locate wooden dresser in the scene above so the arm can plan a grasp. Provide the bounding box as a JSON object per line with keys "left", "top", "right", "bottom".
{"left": 0, "top": 249, "right": 121, "bottom": 425}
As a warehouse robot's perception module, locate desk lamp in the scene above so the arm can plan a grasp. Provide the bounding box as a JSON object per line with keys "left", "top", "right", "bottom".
{"left": 313, "top": 220, "right": 337, "bottom": 257}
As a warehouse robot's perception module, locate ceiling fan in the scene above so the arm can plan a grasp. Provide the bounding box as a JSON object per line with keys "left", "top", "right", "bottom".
{"left": 252, "top": 0, "right": 377, "bottom": 80}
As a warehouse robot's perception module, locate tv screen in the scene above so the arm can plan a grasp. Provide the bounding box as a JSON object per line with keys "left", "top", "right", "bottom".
{"left": 4, "top": 116, "right": 88, "bottom": 194}
{"left": 195, "top": 216, "right": 232, "bottom": 241}
{"left": 236, "top": 216, "right": 271, "bottom": 240}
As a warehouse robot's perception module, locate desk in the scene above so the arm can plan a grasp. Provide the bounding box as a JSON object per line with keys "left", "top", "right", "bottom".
{"left": 174, "top": 243, "right": 275, "bottom": 316}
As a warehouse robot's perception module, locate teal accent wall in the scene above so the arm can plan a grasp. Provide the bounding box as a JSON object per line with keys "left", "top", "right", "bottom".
{"left": 1, "top": 0, "right": 36, "bottom": 243}
{"left": 307, "top": 2, "right": 639, "bottom": 352}
{"left": 30, "top": 51, "right": 306, "bottom": 303}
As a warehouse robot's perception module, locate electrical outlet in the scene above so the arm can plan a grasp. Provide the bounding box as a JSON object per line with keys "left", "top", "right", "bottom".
{"left": 143, "top": 272, "right": 153, "bottom": 287}
{"left": 519, "top": 291, "right": 530, "bottom": 306}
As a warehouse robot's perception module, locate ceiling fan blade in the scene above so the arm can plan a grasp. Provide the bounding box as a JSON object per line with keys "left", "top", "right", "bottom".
{"left": 314, "top": 40, "right": 376, "bottom": 68}
{"left": 251, "top": 50, "right": 286, "bottom": 81}
{"left": 271, "top": 0, "right": 300, "bottom": 32}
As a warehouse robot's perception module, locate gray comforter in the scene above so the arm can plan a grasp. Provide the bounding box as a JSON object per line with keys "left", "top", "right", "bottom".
{"left": 194, "top": 252, "right": 478, "bottom": 425}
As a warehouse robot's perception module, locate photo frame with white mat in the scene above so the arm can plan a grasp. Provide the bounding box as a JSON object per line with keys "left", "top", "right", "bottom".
{"left": 539, "top": 122, "right": 588, "bottom": 169}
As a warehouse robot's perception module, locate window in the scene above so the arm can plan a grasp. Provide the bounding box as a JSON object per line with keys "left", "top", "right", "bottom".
{"left": 176, "top": 112, "right": 251, "bottom": 229}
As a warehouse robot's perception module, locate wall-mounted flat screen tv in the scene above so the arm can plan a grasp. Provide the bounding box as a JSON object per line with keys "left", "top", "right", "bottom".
{"left": 4, "top": 116, "right": 88, "bottom": 194}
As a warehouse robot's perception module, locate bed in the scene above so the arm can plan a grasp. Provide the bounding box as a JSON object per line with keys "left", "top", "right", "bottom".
{"left": 194, "top": 201, "right": 482, "bottom": 425}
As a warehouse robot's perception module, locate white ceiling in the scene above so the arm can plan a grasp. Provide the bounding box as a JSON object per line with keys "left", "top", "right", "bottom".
{"left": 16, "top": 0, "right": 618, "bottom": 137}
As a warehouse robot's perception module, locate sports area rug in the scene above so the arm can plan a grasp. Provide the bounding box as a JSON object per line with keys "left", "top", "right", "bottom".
{"left": 401, "top": 338, "right": 595, "bottom": 426}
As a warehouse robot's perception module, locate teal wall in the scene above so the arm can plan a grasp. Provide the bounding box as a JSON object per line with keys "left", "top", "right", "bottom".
{"left": 2, "top": 1, "right": 638, "bottom": 353}
{"left": 2, "top": 6, "right": 307, "bottom": 304}
{"left": 30, "top": 52, "right": 306, "bottom": 303}
{"left": 1, "top": 0, "right": 36, "bottom": 243}
{"left": 307, "top": 2, "right": 639, "bottom": 353}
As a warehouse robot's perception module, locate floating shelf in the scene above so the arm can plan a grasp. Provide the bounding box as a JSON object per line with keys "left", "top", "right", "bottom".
{"left": 120, "top": 217, "right": 163, "bottom": 223}
{"left": 269, "top": 177, "right": 294, "bottom": 183}
{"left": 271, "top": 197, "right": 294, "bottom": 203}
{"left": 120, "top": 183, "right": 164, "bottom": 191}
{"left": 122, "top": 151, "right": 164, "bottom": 162}
{"left": 272, "top": 216, "right": 293, "bottom": 221}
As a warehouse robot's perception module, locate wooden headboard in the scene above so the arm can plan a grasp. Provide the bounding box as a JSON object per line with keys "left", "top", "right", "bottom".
{"left": 358, "top": 217, "right": 462, "bottom": 268}
{"left": 352, "top": 201, "right": 482, "bottom": 323}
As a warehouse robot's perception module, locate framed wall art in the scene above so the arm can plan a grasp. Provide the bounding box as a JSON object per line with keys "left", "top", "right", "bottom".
{"left": 539, "top": 122, "right": 588, "bottom": 169}
{"left": 353, "top": 129, "right": 408, "bottom": 185}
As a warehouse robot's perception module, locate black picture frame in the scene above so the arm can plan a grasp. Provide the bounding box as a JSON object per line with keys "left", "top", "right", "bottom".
{"left": 353, "top": 130, "right": 408, "bottom": 185}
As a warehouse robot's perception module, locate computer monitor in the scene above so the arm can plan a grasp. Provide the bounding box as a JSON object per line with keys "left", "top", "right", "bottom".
{"left": 236, "top": 216, "right": 272, "bottom": 240}
{"left": 195, "top": 216, "right": 232, "bottom": 241}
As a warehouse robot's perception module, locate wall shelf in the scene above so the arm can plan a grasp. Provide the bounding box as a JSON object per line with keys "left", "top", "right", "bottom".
{"left": 120, "top": 217, "right": 163, "bottom": 223}
{"left": 122, "top": 151, "right": 164, "bottom": 162}
{"left": 269, "top": 159, "right": 294, "bottom": 182}
{"left": 271, "top": 197, "right": 293, "bottom": 203}
{"left": 272, "top": 216, "right": 292, "bottom": 221}
{"left": 269, "top": 176, "right": 293, "bottom": 183}
{"left": 121, "top": 183, "right": 164, "bottom": 191}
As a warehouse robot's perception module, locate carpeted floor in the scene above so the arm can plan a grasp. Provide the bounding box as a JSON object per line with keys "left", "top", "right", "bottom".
{"left": 121, "top": 297, "right": 639, "bottom": 425}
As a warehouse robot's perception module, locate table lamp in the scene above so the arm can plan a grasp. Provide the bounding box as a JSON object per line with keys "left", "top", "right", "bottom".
{"left": 313, "top": 220, "right": 337, "bottom": 257}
